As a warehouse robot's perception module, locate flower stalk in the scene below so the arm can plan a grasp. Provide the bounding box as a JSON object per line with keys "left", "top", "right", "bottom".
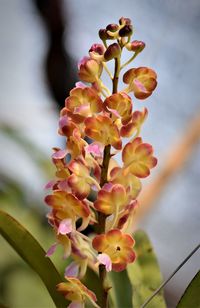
{"left": 98, "top": 55, "right": 121, "bottom": 307}
{"left": 44, "top": 17, "right": 158, "bottom": 308}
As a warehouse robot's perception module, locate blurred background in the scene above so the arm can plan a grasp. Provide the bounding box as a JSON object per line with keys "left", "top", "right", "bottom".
{"left": 0, "top": 0, "right": 200, "bottom": 307}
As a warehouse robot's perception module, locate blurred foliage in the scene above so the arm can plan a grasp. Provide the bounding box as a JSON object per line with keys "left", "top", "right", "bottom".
{"left": 109, "top": 269, "right": 132, "bottom": 308}
{"left": 0, "top": 123, "right": 53, "bottom": 177}
{"left": 0, "top": 210, "right": 68, "bottom": 307}
{"left": 0, "top": 123, "right": 64, "bottom": 307}
{"left": 83, "top": 268, "right": 104, "bottom": 308}
{"left": 177, "top": 270, "right": 200, "bottom": 308}
{"left": 127, "top": 230, "right": 166, "bottom": 308}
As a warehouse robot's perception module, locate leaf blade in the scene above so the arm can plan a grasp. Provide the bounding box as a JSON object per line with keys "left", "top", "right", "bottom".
{"left": 0, "top": 210, "right": 68, "bottom": 308}
{"left": 127, "top": 229, "right": 166, "bottom": 308}
{"left": 109, "top": 269, "right": 133, "bottom": 308}
{"left": 177, "top": 270, "right": 200, "bottom": 308}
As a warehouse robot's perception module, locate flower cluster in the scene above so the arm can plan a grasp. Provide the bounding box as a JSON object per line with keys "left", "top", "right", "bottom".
{"left": 45, "top": 17, "right": 157, "bottom": 308}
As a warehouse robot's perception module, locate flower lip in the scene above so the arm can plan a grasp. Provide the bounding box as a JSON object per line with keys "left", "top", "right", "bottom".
{"left": 57, "top": 219, "right": 73, "bottom": 235}
{"left": 97, "top": 253, "right": 112, "bottom": 272}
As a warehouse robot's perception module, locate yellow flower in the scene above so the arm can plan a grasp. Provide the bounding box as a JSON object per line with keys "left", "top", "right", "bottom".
{"left": 123, "top": 67, "right": 157, "bottom": 99}
{"left": 93, "top": 229, "right": 136, "bottom": 272}
{"left": 57, "top": 276, "right": 99, "bottom": 308}
{"left": 122, "top": 137, "right": 157, "bottom": 178}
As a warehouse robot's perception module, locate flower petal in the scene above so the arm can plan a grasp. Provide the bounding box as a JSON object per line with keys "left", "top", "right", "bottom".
{"left": 46, "top": 243, "right": 57, "bottom": 257}
{"left": 123, "top": 67, "right": 157, "bottom": 99}
{"left": 58, "top": 219, "right": 73, "bottom": 235}
{"left": 97, "top": 253, "right": 112, "bottom": 272}
{"left": 85, "top": 115, "right": 122, "bottom": 150}
{"left": 65, "top": 262, "right": 79, "bottom": 277}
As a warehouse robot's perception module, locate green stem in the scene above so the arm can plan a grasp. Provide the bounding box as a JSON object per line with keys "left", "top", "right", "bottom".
{"left": 113, "top": 57, "right": 120, "bottom": 94}
{"left": 98, "top": 55, "right": 121, "bottom": 308}
{"left": 103, "top": 62, "right": 113, "bottom": 80}
{"left": 99, "top": 144, "right": 111, "bottom": 234}
{"left": 120, "top": 51, "right": 139, "bottom": 71}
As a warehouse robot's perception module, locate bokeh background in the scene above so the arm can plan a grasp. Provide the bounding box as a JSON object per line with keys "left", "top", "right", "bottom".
{"left": 0, "top": 0, "right": 200, "bottom": 307}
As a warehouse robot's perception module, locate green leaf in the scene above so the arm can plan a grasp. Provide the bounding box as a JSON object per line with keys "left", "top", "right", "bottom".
{"left": 0, "top": 303, "right": 8, "bottom": 308}
{"left": 83, "top": 267, "right": 116, "bottom": 308}
{"left": 0, "top": 124, "right": 53, "bottom": 176}
{"left": 109, "top": 269, "right": 133, "bottom": 308}
{"left": 83, "top": 267, "right": 103, "bottom": 307}
{"left": 0, "top": 210, "right": 68, "bottom": 308}
{"left": 177, "top": 270, "right": 200, "bottom": 308}
{"left": 127, "top": 229, "right": 166, "bottom": 308}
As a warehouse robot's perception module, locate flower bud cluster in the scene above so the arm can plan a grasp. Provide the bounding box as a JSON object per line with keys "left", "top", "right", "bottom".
{"left": 45, "top": 17, "right": 157, "bottom": 307}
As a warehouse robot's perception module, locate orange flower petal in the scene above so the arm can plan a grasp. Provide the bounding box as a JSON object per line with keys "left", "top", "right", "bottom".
{"left": 45, "top": 191, "right": 90, "bottom": 218}
{"left": 120, "top": 108, "right": 148, "bottom": 138}
{"left": 94, "top": 184, "right": 127, "bottom": 215}
{"left": 123, "top": 67, "right": 157, "bottom": 100}
{"left": 85, "top": 115, "right": 122, "bottom": 150}
{"left": 104, "top": 92, "right": 132, "bottom": 125}
{"left": 122, "top": 137, "right": 157, "bottom": 178}
{"left": 92, "top": 234, "right": 107, "bottom": 252}
{"left": 92, "top": 229, "right": 135, "bottom": 272}
{"left": 65, "top": 87, "right": 103, "bottom": 123}
{"left": 78, "top": 57, "right": 103, "bottom": 83}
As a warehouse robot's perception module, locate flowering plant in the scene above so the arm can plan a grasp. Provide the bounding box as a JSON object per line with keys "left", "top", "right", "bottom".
{"left": 44, "top": 17, "right": 158, "bottom": 308}
{"left": 0, "top": 15, "right": 198, "bottom": 308}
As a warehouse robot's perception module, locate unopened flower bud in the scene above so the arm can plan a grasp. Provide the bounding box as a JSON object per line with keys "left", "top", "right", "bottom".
{"left": 119, "top": 25, "right": 133, "bottom": 37}
{"left": 104, "top": 43, "right": 121, "bottom": 61}
{"left": 99, "top": 28, "right": 112, "bottom": 40}
{"left": 126, "top": 40, "right": 145, "bottom": 52}
{"left": 89, "top": 43, "right": 105, "bottom": 61}
{"left": 106, "top": 23, "right": 119, "bottom": 32}
{"left": 119, "top": 17, "right": 132, "bottom": 26}
{"left": 89, "top": 43, "right": 105, "bottom": 55}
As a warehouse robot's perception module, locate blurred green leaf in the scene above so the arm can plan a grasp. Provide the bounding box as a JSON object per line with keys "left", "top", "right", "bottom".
{"left": 0, "top": 124, "right": 53, "bottom": 176}
{"left": 109, "top": 268, "right": 132, "bottom": 308}
{"left": 0, "top": 303, "right": 8, "bottom": 308}
{"left": 0, "top": 210, "right": 68, "bottom": 308}
{"left": 83, "top": 267, "right": 103, "bottom": 307}
{"left": 127, "top": 229, "right": 166, "bottom": 308}
{"left": 177, "top": 270, "right": 200, "bottom": 308}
